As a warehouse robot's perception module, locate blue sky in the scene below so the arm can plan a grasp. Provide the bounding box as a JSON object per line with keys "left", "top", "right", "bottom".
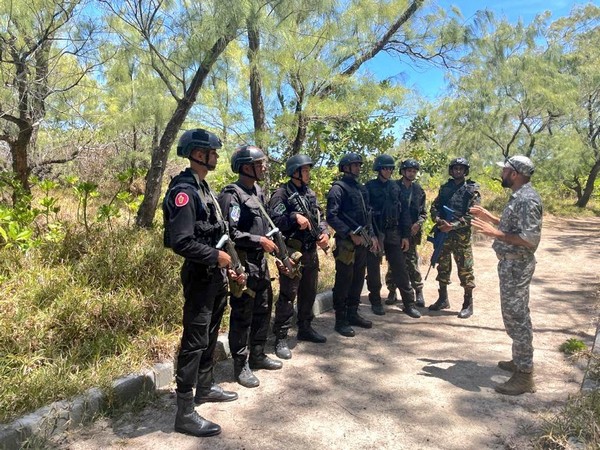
{"left": 365, "top": 0, "right": 591, "bottom": 100}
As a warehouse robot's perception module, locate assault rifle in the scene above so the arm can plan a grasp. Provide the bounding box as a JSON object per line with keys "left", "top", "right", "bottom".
{"left": 216, "top": 233, "right": 248, "bottom": 297}
{"left": 288, "top": 192, "right": 329, "bottom": 254}
{"left": 266, "top": 227, "right": 301, "bottom": 277}
{"left": 340, "top": 211, "right": 376, "bottom": 252}
{"left": 255, "top": 199, "right": 301, "bottom": 278}
{"left": 425, "top": 205, "right": 458, "bottom": 280}
{"left": 216, "top": 233, "right": 245, "bottom": 279}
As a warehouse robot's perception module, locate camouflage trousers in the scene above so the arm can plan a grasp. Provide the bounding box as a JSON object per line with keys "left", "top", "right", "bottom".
{"left": 385, "top": 242, "right": 424, "bottom": 291}
{"left": 435, "top": 232, "right": 475, "bottom": 288}
{"left": 498, "top": 256, "right": 536, "bottom": 372}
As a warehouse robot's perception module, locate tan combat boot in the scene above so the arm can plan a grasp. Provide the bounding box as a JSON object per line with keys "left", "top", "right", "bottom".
{"left": 494, "top": 370, "right": 536, "bottom": 395}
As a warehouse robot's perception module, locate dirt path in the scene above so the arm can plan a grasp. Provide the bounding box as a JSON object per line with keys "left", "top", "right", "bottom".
{"left": 52, "top": 217, "right": 600, "bottom": 450}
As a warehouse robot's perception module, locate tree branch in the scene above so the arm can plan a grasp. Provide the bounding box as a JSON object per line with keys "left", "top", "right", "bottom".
{"left": 316, "top": 0, "right": 424, "bottom": 98}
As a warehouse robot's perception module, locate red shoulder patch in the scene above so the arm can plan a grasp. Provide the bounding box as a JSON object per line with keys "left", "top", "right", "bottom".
{"left": 174, "top": 192, "right": 190, "bottom": 207}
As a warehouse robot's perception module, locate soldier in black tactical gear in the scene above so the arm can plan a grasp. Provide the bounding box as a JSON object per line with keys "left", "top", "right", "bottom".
{"left": 385, "top": 159, "right": 427, "bottom": 307}
{"left": 365, "top": 155, "right": 421, "bottom": 318}
{"left": 163, "top": 128, "right": 242, "bottom": 437}
{"left": 326, "top": 152, "right": 379, "bottom": 337}
{"left": 218, "top": 145, "right": 283, "bottom": 389}
{"left": 269, "top": 154, "right": 330, "bottom": 359}
{"left": 429, "top": 157, "right": 480, "bottom": 318}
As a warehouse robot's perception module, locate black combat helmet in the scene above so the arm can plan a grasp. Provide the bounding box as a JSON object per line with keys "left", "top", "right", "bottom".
{"left": 372, "top": 154, "right": 396, "bottom": 172}
{"left": 448, "top": 157, "right": 470, "bottom": 176}
{"left": 286, "top": 154, "right": 314, "bottom": 177}
{"left": 338, "top": 152, "right": 363, "bottom": 172}
{"left": 400, "top": 159, "right": 420, "bottom": 170}
{"left": 176, "top": 129, "right": 222, "bottom": 158}
{"left": 231, "top": 145, "right": 266, "bottom": 173}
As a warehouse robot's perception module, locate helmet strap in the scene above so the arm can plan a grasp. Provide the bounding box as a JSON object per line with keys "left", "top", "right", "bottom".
{"left": 189, "top": 151, "right": 215, "bottom": 170}
{"left": 342, "top": 167, "right": 356, "bottom": 178}
{"left": 240, "top": 165, "right": 260, "bottom": 181}
{"left": 291, "top": 170, "right": 305, "bottom": 187}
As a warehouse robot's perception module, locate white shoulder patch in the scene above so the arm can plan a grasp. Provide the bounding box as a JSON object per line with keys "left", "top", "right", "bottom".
{"left": 230, "top": 204, "right": 241, "bottom": 223}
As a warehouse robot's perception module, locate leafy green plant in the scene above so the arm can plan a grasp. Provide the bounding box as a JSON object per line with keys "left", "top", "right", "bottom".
{"left": 116, "top": 192, "right": 143, "bottom": 226}
{"left": 38, "top": 179, "right": 61, "bottom": 225}
{"left": 0, "top": 219, "right": 37, "bottom": 250}
{"left": 96, "top": 203, "right": 121, "bottom": 230}
{"left": 0, "top": 174, "right": 43, "bottom": 250}
{"left": 559, "top": 338, "right": 588, "bottom": 355}
{"left": 72, "top": 181, "right": 99, "bottom": 232}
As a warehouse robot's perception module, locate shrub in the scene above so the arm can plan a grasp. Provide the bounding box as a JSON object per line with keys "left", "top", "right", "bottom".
{"left": 559, "top": 338, "right": 588, "bottom": 355}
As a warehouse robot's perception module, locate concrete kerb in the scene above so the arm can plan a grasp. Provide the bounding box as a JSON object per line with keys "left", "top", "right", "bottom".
{"left": 0, "top": 290, "right": 333, "bottom": 450}
{"left": 581, "top": 319, "right": 600, "bottom": 392}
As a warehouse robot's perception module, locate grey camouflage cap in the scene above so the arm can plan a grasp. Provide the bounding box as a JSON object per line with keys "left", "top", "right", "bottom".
{"left": 496, "top": 155, "right": 535, "bottom": 176}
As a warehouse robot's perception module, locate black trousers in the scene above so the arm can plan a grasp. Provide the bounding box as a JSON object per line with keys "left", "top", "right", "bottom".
{"left": 175, "top": 261, "right": 228, "bottom": 393}
{"left": 366, "top": 231, "right": 415, "bottom": 306}
{"left": 274, "top": 247, "right": 319, "bottom": 332}
{"left": 229, "top": 267, "right": 273, "bottom": 362}
{"left": 332, "top": 240, "right": 368, "bottom": 314}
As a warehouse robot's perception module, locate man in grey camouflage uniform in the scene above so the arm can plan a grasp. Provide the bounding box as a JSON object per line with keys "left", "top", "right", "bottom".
{"left": 471, "top": 155, "right": 542, "bottom": 396}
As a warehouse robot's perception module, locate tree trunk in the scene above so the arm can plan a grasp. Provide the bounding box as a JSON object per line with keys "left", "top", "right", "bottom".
{"left": 135, "top": 112, "right": 184, "bottom": 228}
{"left": 11, "top": 126, "right": 33, "bottom": 199}
{"left": 247, "top": 17, "right": 269, "bottom": 150}
{"left": 135, "top": 34, "right": 235, "bottom": 228}
{"left": 575, "top": 158, "right": 600, "bottom": 208}
{"left": 291, "top": 112, "right": 307, "bottom": 156}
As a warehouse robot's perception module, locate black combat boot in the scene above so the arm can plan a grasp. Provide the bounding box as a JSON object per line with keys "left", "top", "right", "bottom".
{"left": 249, "top": 345, "right": 283, "bottom": 370}
{"left": 334, "top": 311, "right": 355, "bottom": 337}
{"left": 458, "top": 288, "right": 473, "bottom": 319}
{"left": 428, "top": 285, "right": 450, "bottom": 311}
{"left": 233, "top": 359, "right": 260, "bottom": 388}
{"left": 194, "top": 384, "right": 238, "bottom": 404}
{"left": 415, "top": 288, "right": 425, "bottom": 307}
{"left": 274, "top": 329, "right": 292, "bottom": 360}
{"left": 403, "top": 302, "right": 422, "bottom": 318}
{"left": 369, "top": 292, "right": 385, "bottom": 315}
{"left": 174, "top": 390, "right": 221, "bottom": 437}
{"left": 194, "top": 367, "right": 238, "bottom": 404}
{"left": 297, "top": 320, "right": 327, "bottom": 343}
{"left": 371, "top": 303, "right": 385, "bottom": 315}
{"left": 347, "top": 307, "right": 373, "bottom": 329}
{"left": 385, "top": 289, "right": 398, "bottom": 305}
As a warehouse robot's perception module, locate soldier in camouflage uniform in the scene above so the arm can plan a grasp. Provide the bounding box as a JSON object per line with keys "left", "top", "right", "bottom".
{"left": 471, "top": 155, "right": 542, "bottom": 396}
{"left": 385, "top": 159, "right": 427, "bottom": 308}
{"left": 429, "top": 157, "right": 480, "bottom": 319}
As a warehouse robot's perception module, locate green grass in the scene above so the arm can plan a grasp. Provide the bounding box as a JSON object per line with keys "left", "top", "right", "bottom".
{"left": 0, "top": 223, "right": 339, "bottom": 424}
{"left": 535, "top": 390, "right": 600, "bottom": 449}
{"left": 0, "top": 227, "right": 183, "bottom": 423}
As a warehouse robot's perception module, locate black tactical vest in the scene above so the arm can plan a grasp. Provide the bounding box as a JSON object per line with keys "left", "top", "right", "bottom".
{"left": 162, "top": 169, "right": 225, "bottom": 248}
